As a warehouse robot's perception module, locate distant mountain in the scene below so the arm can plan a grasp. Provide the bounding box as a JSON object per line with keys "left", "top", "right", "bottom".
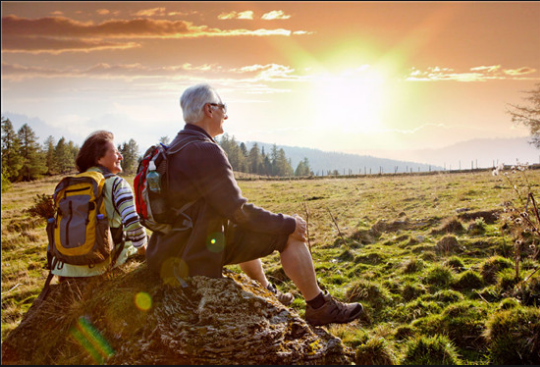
{"left": 399, "top": 137, "right": 540, "bottom": 170}
{"left": 246, "top": 142, "right": 442, "bottom": 175}
{"left": 245, "top": 136, "right": 539, "bottom": 174}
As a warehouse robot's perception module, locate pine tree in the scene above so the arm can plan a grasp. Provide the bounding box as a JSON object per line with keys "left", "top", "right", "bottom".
{"left": 248, "top": 143, "right": 262, "bottom": 175}
{"left": 55, "top": 137, "right": 75, "bottom": 174}
{"left": 119, "top": 138, "right": 139, "bottom": 174}
{"left": 1, "top": 116, "right": 24, "bottom": 182}
{"left": 44, "top": 135, "right": 58, "bottom": 175}
{"left": 17, "top": 123, "right": 47, "bottom": 181}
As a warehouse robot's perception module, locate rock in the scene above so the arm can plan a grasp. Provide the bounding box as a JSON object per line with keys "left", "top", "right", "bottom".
{"left": 1, "top": 265, "right": 353, "bottom": 365}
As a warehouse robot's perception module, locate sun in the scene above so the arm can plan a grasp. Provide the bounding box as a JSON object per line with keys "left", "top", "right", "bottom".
{"left": 310, "top": 66, "right": 387, "bottom": 133}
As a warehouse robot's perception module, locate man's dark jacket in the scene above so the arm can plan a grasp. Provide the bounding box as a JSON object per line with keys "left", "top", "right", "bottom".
{"left": 146, "top": 124, "right": 296, "bottom": 278}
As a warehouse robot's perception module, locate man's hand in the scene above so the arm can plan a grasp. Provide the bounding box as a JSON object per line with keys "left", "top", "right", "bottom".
{"left": 290, "top": 214, "right": 307, "bottom": 242}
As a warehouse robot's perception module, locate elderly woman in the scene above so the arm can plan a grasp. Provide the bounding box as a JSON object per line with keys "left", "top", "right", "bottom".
{"left": 51, "top": 130, "right": 147, "bottom": 278}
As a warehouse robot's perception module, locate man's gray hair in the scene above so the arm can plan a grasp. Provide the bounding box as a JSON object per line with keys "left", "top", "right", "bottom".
{"left": 180, "top": 84, "right": 221, "bottom": 124}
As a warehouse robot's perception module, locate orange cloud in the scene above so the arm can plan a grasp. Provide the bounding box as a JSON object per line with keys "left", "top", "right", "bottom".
{"left": 261, "top": 11, "right": 291, "bottom": 20}
{"left": 2, "top": 36, "right": 139, "bottom": 54}
{"left": 218, "top": 11, "right": 254, "bottom": 20}
{"left": 133, "top": 8, "right": 167, "bottom": 17}
{"left": 1, "top": 15, "right": 307, "bottom": 53}
{"left": 407, "top": 65, "right": 539, "bottom": 82}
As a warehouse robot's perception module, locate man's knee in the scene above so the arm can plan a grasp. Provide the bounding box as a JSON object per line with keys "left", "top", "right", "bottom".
{"left": 282, "top": 237, "right": 309, "bottom": 254}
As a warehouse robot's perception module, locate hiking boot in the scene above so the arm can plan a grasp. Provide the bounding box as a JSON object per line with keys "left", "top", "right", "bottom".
{"left": 305, "top": 291, "right": 363, "bottom": 326}
{"left": 267, "top": 283, "right": 294, "bottom": 306}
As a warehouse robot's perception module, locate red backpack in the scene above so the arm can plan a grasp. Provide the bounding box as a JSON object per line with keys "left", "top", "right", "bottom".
{"left": 133, "top": 141, "right": 195, "bottom": 235}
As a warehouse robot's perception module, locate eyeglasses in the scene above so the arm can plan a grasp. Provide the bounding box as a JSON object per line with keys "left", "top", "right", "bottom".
{"left": 209, "top": 103, "right": 227, "bottom": 114}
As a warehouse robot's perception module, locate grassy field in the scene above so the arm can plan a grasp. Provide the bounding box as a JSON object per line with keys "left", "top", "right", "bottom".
{"left": 2, "top": 168, "right": 539, "bottom": 364}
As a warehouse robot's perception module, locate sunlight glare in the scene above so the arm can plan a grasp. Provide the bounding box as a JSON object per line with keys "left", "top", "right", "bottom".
{"left": 311, "top": 67, "right": 387, "bottom": 133}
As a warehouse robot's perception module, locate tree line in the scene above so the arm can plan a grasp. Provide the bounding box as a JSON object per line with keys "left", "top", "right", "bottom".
{"left": 218, "top": 134, "right": 312, "bottom": 178}
{"left": 1, "top": 116, "right": 140, "bottom": 191}
{"left": 1, "top": 117, "right": 312, "bottom": 191}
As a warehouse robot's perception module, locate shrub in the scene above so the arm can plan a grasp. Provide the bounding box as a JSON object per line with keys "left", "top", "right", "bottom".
{"left": 394, "top": 325, "right": 416, "bottom": 340}
{"left": 452, "top": 270, "right": 484, "bottom": 290}
{"left": 401, "top": 257, "right": 425, "bottom": 274}
{"left": 435, "top": 236, "right": 460, "bottom": 255}
{"left": 355, "top": 337, "right": 398, "bottom": 365}
{"left": 401, "top": 282, "right": 427, "bottom": 302}
{"left": 423, "top": 264, "right": 454, "bottom": 289}
{"left": 401, "top": 335, "right": 462, "bottom": 365}
{"left": 443, "top": 256, "right": 465, "bottom": 271}
{"left": 467, "top": 218, "right": 486, "bottom": 235}
{"left": 439, "top": 301, "right": 489, "bottom": 350}
{"left": 474, "top": 285, "right": 503, "bottom": 303}
{"left": 346, "top": 279, "right": 393, "bottom": 308}
{"left": 512, "top": 276, "right": 540, "bottom": 307}
{"left": 420, "top": 289, "right": 464, "bottom": 304}
{"left": 420, "top": 251, "right": 437, "bottom": 262}
{"left": 401, "top": 300, "right": 442, "bottom": 322}
{"left": 480, "top": 256, "right": 514, "bottom": 284}
{"left": 497, "top": 298, "right": 520, "bottom": 310}
{"left": 496, "top": 268, "right": 521, "bottom": 291}
{"left": 484, "top": 307, "right": 540, "bottom": 365}
{"left": 431, "top": 217, "right": 465, "bottom": 235}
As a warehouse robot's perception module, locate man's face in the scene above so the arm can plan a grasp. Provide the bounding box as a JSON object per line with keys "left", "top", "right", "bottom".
{"left": 209, "top": 100, "right": 228, "bottom": 137}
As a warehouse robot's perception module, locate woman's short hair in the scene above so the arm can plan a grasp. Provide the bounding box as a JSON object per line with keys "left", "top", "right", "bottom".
{"left": 180, "top": 84, "right": 220, "bottom": 123}
{"left": 75, "top": 130, "right": 114, "bottom": 173}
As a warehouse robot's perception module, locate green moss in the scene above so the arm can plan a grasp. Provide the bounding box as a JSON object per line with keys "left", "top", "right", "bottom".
{"left": 443, "top": 256, "right": 465, "bottom": 270}
{"left": 401, "top": 257, "right": 425, "bottom": 274}
{"left": 420, "top": 289, "right": 464, "bottom": 304}
{"left": 452, "top": 270, "right": 484, "bottom": 290}
{"left": 480, "top": 256, "right": 514, "bottom": 284}
{"left": 401, "top": 282, "right": 427, "bottom": 302}
{"left": 484, "top": 307, "right": 540, "bottom": 365}
{"left": 346, "top": 279, "right": 393, "bottom": 308}
{"left": 402, "top": 334, "right": 462, "bottom": 365}
{"left": 355, "top": 337, "right": 398, "bottom": 365}
{"left": 423, "top": 264, "right": 454, "bottom": 289}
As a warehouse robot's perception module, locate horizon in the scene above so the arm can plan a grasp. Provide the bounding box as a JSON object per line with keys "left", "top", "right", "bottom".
{"left": 2, "top": 2, "right": 539, "bottom": 168}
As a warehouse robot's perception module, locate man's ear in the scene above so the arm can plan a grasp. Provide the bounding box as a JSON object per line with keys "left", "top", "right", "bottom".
{"left": 204, "top": 104, "right": 213, "bottom": 117}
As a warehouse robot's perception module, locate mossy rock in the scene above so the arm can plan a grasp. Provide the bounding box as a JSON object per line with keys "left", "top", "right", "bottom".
{"left": 1, "top": 265, "right": 353, "bottom": 365}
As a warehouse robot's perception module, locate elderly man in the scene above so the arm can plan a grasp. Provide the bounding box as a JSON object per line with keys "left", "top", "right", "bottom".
{"left": 146, "top": 83, "right": 363, "bottom": 326}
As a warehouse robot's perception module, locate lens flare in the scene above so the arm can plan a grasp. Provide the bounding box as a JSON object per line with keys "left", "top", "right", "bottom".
{"left": 70, "top": 316, "right": 114, "bottom": 363}
{"left": 206, "top": 232, "right": 225, "bottom": 253}
{"left": 134, "top": 292, "right": 152, "bottom": 311}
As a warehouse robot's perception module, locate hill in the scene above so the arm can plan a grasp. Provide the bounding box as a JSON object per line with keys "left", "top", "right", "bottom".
{"left": 247, "top": 142, "right": 441, "bottom": 175}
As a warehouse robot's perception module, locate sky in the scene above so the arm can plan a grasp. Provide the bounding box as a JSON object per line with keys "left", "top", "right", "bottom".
{"left": 2, "top": 1, "right": 540, "bottom": 168}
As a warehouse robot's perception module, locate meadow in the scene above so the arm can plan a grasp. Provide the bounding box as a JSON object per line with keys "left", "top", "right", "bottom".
{"left": 2, "top": 167, "right": 539, "bottom": 364}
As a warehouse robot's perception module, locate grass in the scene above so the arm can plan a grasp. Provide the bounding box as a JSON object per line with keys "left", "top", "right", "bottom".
{"left": 2, "top": 168, "right": 540, "bottom": 364}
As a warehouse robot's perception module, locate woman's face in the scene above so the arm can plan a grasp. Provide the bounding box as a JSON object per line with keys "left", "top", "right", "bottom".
{"left": 97, "top": 141, "right": 123, "bottom": 174}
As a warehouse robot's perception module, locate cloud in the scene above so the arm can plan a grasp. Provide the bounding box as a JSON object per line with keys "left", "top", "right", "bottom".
{"left": 1, "top": 15, "right": 307, "bottom": 53}
{"left": 2, "top": 36, "right": 140, "bottom": 54}
{"left": 407, "top": 65, "right": 539, "bottom": 82}
{"left": 261, "top": 10, "right": 291, "bottom": 20}
{"left": 96, "top": 9, "right": 110, "bottom": 15}
{"left": 218, "top": 11, "right": 254, "bottom": 20}
{"left": 504, "top": 67, "right": 536, "bottom": 76}
{"left": 133, "top": 7, "right": 167, "bottom": 17}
